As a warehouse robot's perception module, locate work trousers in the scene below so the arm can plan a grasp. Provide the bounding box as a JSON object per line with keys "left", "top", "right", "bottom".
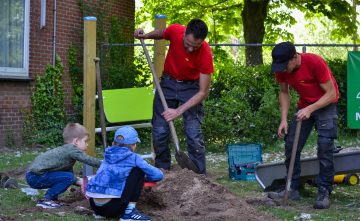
{"left": 285, "top": 103, "right": 338, "bottom": 193}
{"left": 152, "top": 75, "right": 206, "bottom": 174}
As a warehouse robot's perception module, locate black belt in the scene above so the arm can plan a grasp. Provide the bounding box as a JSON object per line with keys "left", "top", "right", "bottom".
{"left": 161, "top": 74, "right": 198, "bottom": 84}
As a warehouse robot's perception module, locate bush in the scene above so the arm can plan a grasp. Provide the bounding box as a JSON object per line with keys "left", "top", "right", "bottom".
{"left": 204, "top": 62, "right": 296, "bottom": 152}
{"left": 23, "top": 56, "right": 65, "bottom": 146}
{"left": 203, "top": 58, "right": 349, "bottom": 152}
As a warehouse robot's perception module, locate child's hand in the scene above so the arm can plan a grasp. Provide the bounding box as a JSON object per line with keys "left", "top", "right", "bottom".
{"left": 75, "top": 177, "right": 84, "bottom": 186}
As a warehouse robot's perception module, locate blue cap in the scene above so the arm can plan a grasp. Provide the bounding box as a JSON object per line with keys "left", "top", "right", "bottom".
{"left": 114, "top": 126, "right": 141, "bottom": 145}
{"left": 271, "top": 42, "right": 296, "bottom": 73}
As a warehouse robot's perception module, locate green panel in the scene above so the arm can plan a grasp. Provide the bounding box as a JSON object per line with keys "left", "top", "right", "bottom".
{"left": 347, "top": 52, "right": 360, "bottom": 129}
{"left": 102, "top": 87, "right": 154, "bottom": 123}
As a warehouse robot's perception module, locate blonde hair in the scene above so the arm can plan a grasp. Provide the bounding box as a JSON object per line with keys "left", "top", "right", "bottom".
{"left": 63, "top": 123, "right": 89, "bottom": 144}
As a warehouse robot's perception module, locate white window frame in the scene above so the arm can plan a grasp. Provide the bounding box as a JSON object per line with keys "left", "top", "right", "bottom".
{"left": 0, "top": 0, "right": 30, "bottom": 78}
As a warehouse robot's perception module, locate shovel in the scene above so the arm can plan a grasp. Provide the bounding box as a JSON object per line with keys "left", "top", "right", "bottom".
{"left": 94, "top": 57, "right": 107, "bottom": 149}
{"left": 283, "top": 120, "right": 302, "bottom": 205}
{"left": 140, "top": 38, "right": 200, "bottom": 173}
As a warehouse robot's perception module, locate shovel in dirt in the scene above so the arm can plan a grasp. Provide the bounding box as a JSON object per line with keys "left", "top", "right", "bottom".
{"left": 283, "top": 120, "right": 302, "bottom": 205}
{"left": 140, "top": 38, "right": 200, "bottom": 173}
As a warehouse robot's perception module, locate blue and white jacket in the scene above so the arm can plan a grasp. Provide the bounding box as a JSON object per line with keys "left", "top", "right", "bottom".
{"left": 86, "top": 146, "right": 163, "bottom": 197}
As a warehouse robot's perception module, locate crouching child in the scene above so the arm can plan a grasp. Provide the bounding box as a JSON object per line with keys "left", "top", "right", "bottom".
{"left": 86, "top": 126, "right": 163, "bottom": 221}
{"left": 26, "top": 123, "right": 102, "bottom": 208}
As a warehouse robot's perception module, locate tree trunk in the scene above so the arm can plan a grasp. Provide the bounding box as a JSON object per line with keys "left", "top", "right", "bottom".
{"left": 241, "top": 0, "right": 270, "bottom": 66}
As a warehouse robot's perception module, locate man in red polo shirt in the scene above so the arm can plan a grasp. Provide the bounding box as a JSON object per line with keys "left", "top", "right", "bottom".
{"left": 134, "top": 18, "right": 214, "bottom": 174}
{"left": 267, "top": 42, "right": 339, "bottom": 209}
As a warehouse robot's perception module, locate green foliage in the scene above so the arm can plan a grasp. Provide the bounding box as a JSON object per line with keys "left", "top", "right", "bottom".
{"left": 203, "top": 64, "right": 297, "bottom": 151}
{"left": 78, "top": 0, "right": 109, "bottom": 42}
{"left": 68, "top": 45, "right": 83, "bottom": 123}
{"left": 23, "top": 56, "right": 65, "bottom": 146}
{"left": 203, "top": 58, "right": 350, "bottom": 152}
{"left": 101, "top": 17, "right": 149, "bottom": 89}
{"left": 204, "top": 64, "right": 288, "bottom": 151}
{"left": 137, "top": 0, "right": 243, "bottom": 43}
{"left": 138, "top": 0, "right": 358, "bottom": 44}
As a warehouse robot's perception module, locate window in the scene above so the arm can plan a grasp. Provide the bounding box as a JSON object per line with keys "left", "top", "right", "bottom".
{"left": 0, "top": 0, "right": 29, "bottom": 78}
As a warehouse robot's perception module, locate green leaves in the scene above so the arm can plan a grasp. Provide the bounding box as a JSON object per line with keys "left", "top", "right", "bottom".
{"left": 23, "top": 56, "right": 65, "bottom": 146}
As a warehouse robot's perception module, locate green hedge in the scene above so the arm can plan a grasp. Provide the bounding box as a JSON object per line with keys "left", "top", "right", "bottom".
{"left": 203, "top": 59, "right": 349, "bottom": 152}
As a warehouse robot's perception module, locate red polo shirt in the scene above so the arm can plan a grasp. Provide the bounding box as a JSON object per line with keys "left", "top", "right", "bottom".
{"left": 162, "top": 24, "right": 214, "bottom": 80}
{"left": 275, "top": 53, "right": 339, "bottom": 109}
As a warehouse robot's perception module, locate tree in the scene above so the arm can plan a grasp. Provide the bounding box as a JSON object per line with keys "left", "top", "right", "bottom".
{"left": 241, "top": 0, "right": 270, "bottom": 66}
{"left": 136, "top": 0, "right": 359, "bottom": 66}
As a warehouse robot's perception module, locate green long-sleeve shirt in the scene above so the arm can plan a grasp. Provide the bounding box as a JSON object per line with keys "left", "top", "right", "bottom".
{"left": 28, "top": 144, "right": 101, "bottom": 175}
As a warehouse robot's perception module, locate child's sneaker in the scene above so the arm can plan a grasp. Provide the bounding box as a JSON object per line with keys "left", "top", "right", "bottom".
{"left": 36, "top": 198, "right": 62, "bottom": 209}
{"left": 93, "top": 213, "right": 106, "bottom": 219}
{"left": 120, "top": 208, "right": 151, "bottom": 221}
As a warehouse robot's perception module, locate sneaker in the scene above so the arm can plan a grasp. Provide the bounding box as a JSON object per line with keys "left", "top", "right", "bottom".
{"left": 93, "top": 213, "right": 106, "bottom": 219}
{"left": 314, "top": 187, "right": 330, "bottom": 209}
{"left": 268, "top": 188, "right": 300, "bottom": 201}
{"left": 36, "top": 198, "right": 62, "bottom": 209}
{"left": 0, "top": 175, "right": 9, "bottom": 188}
{"left": 120, "top": 208, "right": 151, "bottom": 221}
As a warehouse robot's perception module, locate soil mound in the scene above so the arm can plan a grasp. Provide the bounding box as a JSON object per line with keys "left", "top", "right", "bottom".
{"left": 138, "top": 166, "right": 279, "bottom": 221}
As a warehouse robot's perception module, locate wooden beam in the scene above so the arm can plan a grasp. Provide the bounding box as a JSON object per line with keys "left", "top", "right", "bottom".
{"left": 154, "top": 15, "right": 167, "bottom": 79}
{"left": 83, "top": 16, "right": 97, "bottom": 157}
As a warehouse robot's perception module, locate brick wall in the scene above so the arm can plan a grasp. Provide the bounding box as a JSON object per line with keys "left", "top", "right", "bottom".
{"left": 0, "top": 0, "right": 135, "bottom": 147}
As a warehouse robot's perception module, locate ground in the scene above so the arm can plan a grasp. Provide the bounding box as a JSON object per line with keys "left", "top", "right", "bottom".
{"left": 1, "top": 163, "right": 279, "bottom": 221}
{"left": 1, "top": 138, "right": 360, "bottom": 220}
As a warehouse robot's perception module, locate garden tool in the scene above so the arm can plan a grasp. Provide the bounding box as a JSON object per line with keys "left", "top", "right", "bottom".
{"left": 94, "top": 57, "right": 107, "bottom": 149}
{"left": 140, "top": 38, "right": 200, "bottom": 173}
{"left": 283, "top": 120, "right": 302, "bottom": 205}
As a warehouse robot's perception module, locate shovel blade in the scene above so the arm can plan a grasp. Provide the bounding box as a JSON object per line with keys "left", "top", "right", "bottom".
{"left": 175, "top": 151, "right": 200, "bottom": 174}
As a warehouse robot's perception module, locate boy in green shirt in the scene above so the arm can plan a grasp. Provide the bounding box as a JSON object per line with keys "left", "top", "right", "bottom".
{"left": 26, "top": 123, "right": 101, "bottom": 208}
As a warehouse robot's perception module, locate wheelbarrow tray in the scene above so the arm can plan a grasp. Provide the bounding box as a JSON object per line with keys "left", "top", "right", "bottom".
{"left": 256, "top": 149, "right": 360, "bottom": 191}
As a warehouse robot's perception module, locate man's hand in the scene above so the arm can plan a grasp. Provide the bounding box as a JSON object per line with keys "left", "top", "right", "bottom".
{"left": 296, "top": 106, "right": 313, "bottom": 120}
{"left": 278, "top": 120, "right": 288, "bottom": 138}
{"left": 134, "top": 28, "right": 145, "bottom": 39}
{"left": 162, "top": 108, "right": 181, "bottom": 122}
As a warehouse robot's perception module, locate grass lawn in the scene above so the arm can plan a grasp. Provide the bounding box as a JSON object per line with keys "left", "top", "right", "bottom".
{"left": 0, "top": 134, "right": 359, "bottom": 220}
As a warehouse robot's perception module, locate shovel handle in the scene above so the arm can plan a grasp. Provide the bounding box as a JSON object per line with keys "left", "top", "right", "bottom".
{"left": 94, "top": 57, "right": 107, "bottom": 149}
{"left": 283, "top": 120, "right": 302, "bottom": 205}
{"left": 140, "top": 39, "right": 181, "bottom": 152}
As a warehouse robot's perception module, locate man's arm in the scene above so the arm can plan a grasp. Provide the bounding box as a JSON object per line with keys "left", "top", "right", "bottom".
{"left": 278, "top": 82, "right": 291, "bottom": 138}
{"left": 296, "top": 79, "right": 336, "bottom": 120}
{"left": 134, "top": 28, "right": 165, "bottom": 40}
{"left": 162, "top": 73, "right": 211, "bottom": 122}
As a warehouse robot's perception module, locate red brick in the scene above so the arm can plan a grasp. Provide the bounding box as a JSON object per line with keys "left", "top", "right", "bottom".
{"left": 0, "top": 0, "right": 134, "bottom": 147}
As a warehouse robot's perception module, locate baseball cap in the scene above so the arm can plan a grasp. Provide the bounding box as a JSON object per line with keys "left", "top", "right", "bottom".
{"left": 271, "top": 41, "right": 296, "bottom": 73}
{"left": 114, "top": 126, "right": 141, "bottom": 145}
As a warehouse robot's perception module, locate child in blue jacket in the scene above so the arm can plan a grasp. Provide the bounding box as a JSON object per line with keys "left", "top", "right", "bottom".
{"left": 86, "top": 126, "right": 163, "bottom": 221}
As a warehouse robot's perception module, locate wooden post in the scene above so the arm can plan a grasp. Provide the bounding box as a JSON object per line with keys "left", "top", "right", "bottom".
{"left": 154, "top": 14, "right": 167, "bottom": 79}
{"left": 83, "top": 16, "right": 97, "bottom": 175}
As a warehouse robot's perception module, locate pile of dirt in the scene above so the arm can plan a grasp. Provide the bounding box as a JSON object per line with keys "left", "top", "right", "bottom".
{"left": 137, "top": 166, "right": 279, "bottom": 221}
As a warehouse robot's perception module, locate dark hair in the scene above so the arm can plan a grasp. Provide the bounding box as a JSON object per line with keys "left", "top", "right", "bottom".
{"left": 113, "top": 135, "right": 132, "bottom": 149}
{"left": 185, "top": 18, "right": 208, "bottom": 40}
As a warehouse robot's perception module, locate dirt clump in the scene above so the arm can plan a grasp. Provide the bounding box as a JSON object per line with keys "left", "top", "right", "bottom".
{"left": 137, "top": 166, "right": 280, "bottom": 221}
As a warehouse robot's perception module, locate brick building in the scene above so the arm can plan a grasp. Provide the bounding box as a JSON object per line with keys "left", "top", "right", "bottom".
{"left": 0, "top": 0, "right": 135, "bottom": 146}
